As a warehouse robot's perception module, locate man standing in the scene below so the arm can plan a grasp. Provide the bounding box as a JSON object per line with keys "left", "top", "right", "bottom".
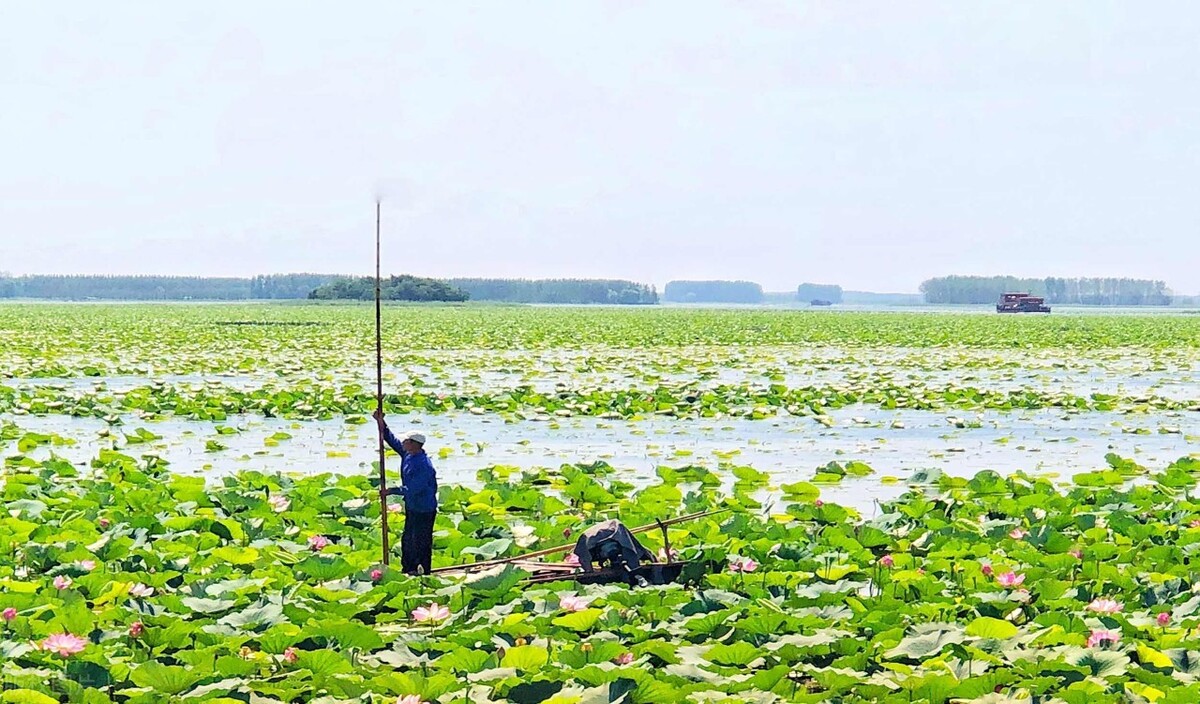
{"left": 373, "top": 410, "right": 438, "bottom": 575}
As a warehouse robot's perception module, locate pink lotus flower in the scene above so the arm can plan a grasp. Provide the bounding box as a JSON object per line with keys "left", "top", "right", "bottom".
{"left": 1069, "top": 550, "right": 1082, "bottom": 559}
{"left": 1009, "top": 528, "right": 1028, "bottom": 540}
{"left": 559, "top": 596, "right": 590, "bottom": 612}
{"left": 1087, "top": 628, "right": 1121, "bottom": 648}
{"left": 98, "top": 517, "right": 110, "bottom": 528}
{"left": 729, "top": 556, "right": 758, "bottom": 573}
{"left": 981, "top": 564, "right": 994, "bottom": 577}
{"left": 614, "top": 651, "right": 634, "bottom": 665}
{"left": 1158, "top": 612, "right": 1171, "bottom": 626}
{"left": 411, "top": 603, "right": 451, "bottom": 624}
{"left": 53, "top": 575, "right": 72, "bottom": 590}
{"left": 79, "top": 560, "right": 96, "bottom": 571}
{"left": 128, "top": 621, "right": 144, "bottom": 637}
{"left": 283, "top": 647, "right": 298, "bottom": 664}
{"left": 563, "top": 528, "right": 573, "bottom": 539}
{"left": 387, "top": 502, "right": 404, "bottom": 513}
{"left": 1086, "top": 598, "right": 1122, "bottom": 614}
{"left": 129, "top": 583, "right": 154, "bottom": 598}
{"left": 563, "top": 553, "right": 580, "bottom": 567}
{"left": 880, "top": 554, "right": 895, "bottom": 568}
{"left": 268, "top": 494, "right": 290, "bottom": 513}
{"left": 2, "top": 607, "right": 16, "bottom": 622}
{"left": 396, "top": 696, "right": 425, "bottom": 704}
{"left": 308, "top": 535, "right": 330, "bottom": 552}
{"left": 370, "top": 569, "right": 384, "bottom": 582}
{"left": 814, "top": 499, "right": 824, "bottom": 507}
{"left": 40, "top": 632, "right": 87, "bottom": 657}
{"left": 1190, "top": 519, "right": 1200, "bottom": 529}
{"left": 996, "top": 571, "right": 1025, "bottom": 588}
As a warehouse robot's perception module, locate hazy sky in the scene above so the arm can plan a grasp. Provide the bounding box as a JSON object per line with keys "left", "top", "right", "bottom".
{"left": 3, "top": 3, "right": 1198, "bottom": 293}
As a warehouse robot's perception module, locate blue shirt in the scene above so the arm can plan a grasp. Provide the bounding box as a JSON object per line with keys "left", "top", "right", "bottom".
{"left": 381, "top": 428, "right": 439, "bottom": 513}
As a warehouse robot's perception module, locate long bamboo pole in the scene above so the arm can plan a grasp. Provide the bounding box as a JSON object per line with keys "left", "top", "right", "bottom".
{"left": 430, "top": 508, "right": 728, "bottom": 575}
{"left": 375, "top": 199, "right": 390, "bottom": 566}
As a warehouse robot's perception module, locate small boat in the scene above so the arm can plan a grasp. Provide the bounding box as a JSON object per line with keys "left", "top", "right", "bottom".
{"left": 996, "top": 292, "right": 1051, "bottom": 313}
{"left": 431, "top": 510, "right": 725, "bottom": 587}
{"left": 524, "top": 560, "right": 698, "bottom": 586}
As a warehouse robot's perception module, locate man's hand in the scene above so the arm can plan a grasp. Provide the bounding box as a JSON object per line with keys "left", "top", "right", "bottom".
{"left": 372, "top": 407, "right": 386, "bottom": 430}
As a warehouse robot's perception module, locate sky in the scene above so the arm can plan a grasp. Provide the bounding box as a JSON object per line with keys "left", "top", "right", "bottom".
{"left": 2, "top": 3, "right": 1198, "bottom": 293}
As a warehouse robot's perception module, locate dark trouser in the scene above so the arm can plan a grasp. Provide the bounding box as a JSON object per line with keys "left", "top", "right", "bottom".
{"left": 401, "top": 510, "right": 436, "bottom": 575}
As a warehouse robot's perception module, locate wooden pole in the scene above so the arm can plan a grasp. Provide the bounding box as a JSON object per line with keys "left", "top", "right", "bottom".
{"left": 375, "top": 199, "right": 390, "bottom": 565}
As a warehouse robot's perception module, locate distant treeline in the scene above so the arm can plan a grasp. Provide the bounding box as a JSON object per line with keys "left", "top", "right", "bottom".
{"left": 448, "top": 278, "right": 658, "bottom": 305}
{"left": 309, "top": 275, "right": 468, "bottom": 302}
{"left": 921, "top": 276, "right": 1172, "bottom": 306}
{"left": 664, "top": 280, "right": 764, "bottom": 303}
{"left": 796, "top": 283, "right": 843, "bottom": 303}
{"left": 0, "top": 274, "right": 339, "bottom": 300}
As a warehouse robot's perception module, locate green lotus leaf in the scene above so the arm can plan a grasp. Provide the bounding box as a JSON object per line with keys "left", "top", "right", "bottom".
{"left": 130, "top": 662, "right": 203, "bottom": 695}
{"left": 217, "top": 600, "right": 287, "bottom": 631}
{"left": 885, "top": 626, "right": 966, "bottom": 660}
{"left": 295, "top": 556, "right": 356, "bottom": 581}
{"left": 500, "top": 644, "right": 550, "bottom": 671}
{"left": 964, "top": 617, "right": 1018, "bottom": 640}
{"left": 703, "top": 641, "right": 761, "bottom": 666}
{"left": 294, "top": 649, "right": 353, "bottom": 678}
{"left": 1066, "top": 649, "right": 1129, "bottom": 678}
{"left": 181, "top": 596, "right": 238, "bottom": 614}
{"left": 309, "top": 620, "right": 385, "bottom": 651}
{"left": 433, "top": 648, "right": 491, "bottom": 674}
{"left": 551, "top": 608, "right": 604, "bottom": 632}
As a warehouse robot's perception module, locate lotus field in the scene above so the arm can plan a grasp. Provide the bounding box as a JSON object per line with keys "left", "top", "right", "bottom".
{"left": 3, "top": 303, "right": 1200, "bottom": 703}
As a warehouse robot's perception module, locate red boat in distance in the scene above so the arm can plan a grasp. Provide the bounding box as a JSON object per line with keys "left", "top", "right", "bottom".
{"left": 996, "top": 292, "right": 1051, "bottom": 313}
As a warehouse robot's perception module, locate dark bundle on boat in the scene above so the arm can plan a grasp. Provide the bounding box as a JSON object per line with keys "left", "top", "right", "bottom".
{"left": 571, "top": 519, "right": 655, "bottom": 586}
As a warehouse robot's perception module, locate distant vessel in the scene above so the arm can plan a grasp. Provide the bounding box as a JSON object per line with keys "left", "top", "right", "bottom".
{"left": 810, "top": 299, "right": 833, "bottom": 307}
{"left": 996, "top": 292, "right": 1051, "bottom": 313}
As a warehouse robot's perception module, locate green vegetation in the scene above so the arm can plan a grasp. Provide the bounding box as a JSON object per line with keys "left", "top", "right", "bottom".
{"left": 920, "top": 276, "right": 1172, "bottom": 306}
{"left": 448, "top": 278, "right": 658, "bottom": 304}
{"left": 308, "top": 275, "right": 469, "bottom": 302}
{"left": 663, "top": 280, "right": 764, "bottom": 304}
{"left": 4, "top": 303, "right": 1200, "bottom": 701}
{"left": 7, "top": 448, "right": 1200, "bottom": 701}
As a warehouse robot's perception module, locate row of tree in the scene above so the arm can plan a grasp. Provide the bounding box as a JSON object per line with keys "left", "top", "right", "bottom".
{"left": 0, "top": 274, "right": 342, "bottom": 300}
{"left": 796, "top": 283, "right": 843, "bottom": 304}
{"left": 920, "top": 276, "right": 1173, "bottom": 306}
{"left": 448, "top": 278, "right": 658, "bottom": 304}
{"left": 308, "top": 276, "right": 469, "bottom": 302}
{"left": 0, "top": 273, "right": 1180, "bottom": 306}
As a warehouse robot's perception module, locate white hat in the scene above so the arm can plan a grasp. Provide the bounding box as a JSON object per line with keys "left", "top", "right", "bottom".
{"left": 400, "top": 430, "right": 426, "bottom": 444}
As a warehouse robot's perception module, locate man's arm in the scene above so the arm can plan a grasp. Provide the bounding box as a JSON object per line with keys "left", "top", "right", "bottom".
{"left": 377, "top": 419, "right": 408, "bottom": 458}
